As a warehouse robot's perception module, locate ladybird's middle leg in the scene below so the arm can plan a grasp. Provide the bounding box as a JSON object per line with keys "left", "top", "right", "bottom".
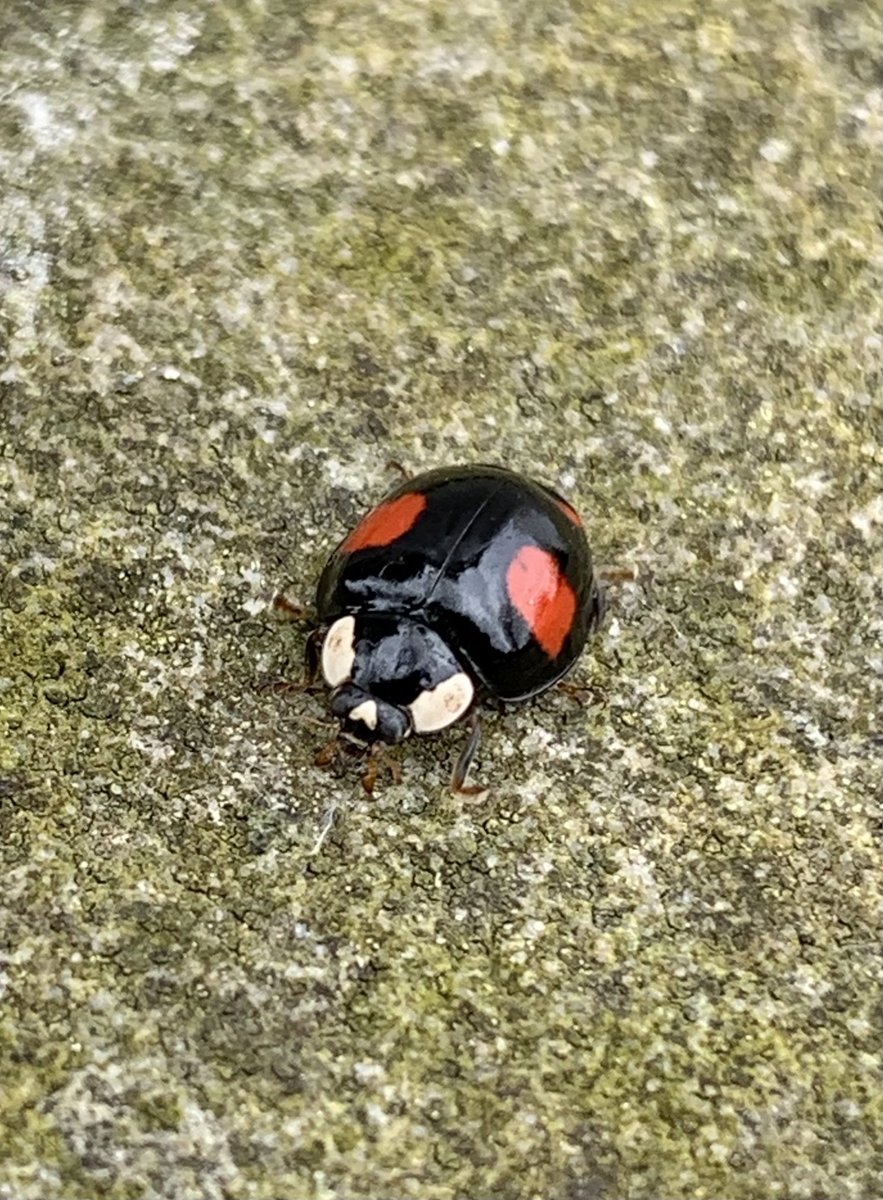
{"left": 259, "top": 627, "right": 324, "bottom": 696}
{"left": 271, "top": 592, "right": 315, "bottom": 622}
{"left": 304, "top": 627, "right": 323, "bottom": 687}
{"left": 451, "top": 711, "right": 487, "bottom": 797}
{"left": 315, "top": 737, "right": 339, "bottom": 769}
{"left": 596, "top": 564, "right": 639, "bottom": 585}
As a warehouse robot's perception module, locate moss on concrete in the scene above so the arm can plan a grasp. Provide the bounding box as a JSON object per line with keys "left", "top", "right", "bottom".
{"left": 1, "top": 1, "right": 880, "bottom": 1198}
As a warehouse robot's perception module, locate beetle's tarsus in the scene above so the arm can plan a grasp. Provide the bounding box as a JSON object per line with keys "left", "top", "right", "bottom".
{"left": 451, "top": 712, "right": 486, "bottom": 797}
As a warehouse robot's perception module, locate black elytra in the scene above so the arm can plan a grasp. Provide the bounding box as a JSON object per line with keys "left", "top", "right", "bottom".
{"left": 311, "top": 463, "right": 606, "bottom": 793}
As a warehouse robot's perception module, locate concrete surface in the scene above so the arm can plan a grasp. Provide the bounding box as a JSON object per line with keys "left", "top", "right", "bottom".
{"left": 1, "top": 2, "right": 880, "bottom": 1198}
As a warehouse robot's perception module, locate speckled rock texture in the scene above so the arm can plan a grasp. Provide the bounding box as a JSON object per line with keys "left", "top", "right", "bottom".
{"left": 1, "top": 2, "right": 880, "bottom": 1198}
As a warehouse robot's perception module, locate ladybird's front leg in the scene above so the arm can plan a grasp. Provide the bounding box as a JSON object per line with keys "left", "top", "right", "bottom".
{"left": 360, "top": 745, "right": 380, "bottom": 795}
{"left": 450, "top": 711, "right": 487, "bottom": 798}
{"left": 360, "top": 744, "right": 402, "bottom": 795}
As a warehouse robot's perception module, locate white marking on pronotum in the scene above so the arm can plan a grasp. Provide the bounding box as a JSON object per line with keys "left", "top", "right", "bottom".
{"left": 409, "top": 672, "right": 474, "bottom": 734}
{"left": 322, "top": 615, "right": 356, "bottom": 686}
{"left": 349, "top": 699, "right": 378, "bottom": 730}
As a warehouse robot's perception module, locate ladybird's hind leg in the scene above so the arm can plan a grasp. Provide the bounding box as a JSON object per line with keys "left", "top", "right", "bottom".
{"left": 384, "top": 459, "right": 412, "bottom": 481}
{"left": 557, "top": 678, "right": 593, "bottom": 705}
{"left": 596, "top": 564, "right": 639, "bottom": 586}
{"left": 556, "top": 656, "right": 610, "bottom": 702}
{"left": 582, "top": 562, "right": 638, "bottom": 642}
{"left": 451, "top": 712, "right": 487, "bottom": 798}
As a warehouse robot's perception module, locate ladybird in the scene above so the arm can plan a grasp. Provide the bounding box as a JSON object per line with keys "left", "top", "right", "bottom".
{"left": 303, "top": 464, "right": 605, "bottom": 794}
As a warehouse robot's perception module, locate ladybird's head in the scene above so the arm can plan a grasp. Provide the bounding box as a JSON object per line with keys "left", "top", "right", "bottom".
{"left": 320, "top": 613, "right": 474, "bottom": 748}
{"left": 329, "top": 682, "right": 411, "bottom": 748}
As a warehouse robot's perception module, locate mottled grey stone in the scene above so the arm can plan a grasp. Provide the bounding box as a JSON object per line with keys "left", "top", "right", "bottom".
{"left": 1, "top": 2, "right": 880, "bottom": 1199}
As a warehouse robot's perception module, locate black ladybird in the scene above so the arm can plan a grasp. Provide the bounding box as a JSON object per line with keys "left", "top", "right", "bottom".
{"left": 306, "top": 464, "right": 605, "bottom": 794}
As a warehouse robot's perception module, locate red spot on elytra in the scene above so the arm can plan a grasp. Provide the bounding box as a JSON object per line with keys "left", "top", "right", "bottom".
{"left": 556, "top": 497, "right": 583, "bottom": 527}
{"left": 506, "top": 545, "right": 576, "bottom": 659}
{"left": 343, "top": 492, "right": 426, "bottom": 553}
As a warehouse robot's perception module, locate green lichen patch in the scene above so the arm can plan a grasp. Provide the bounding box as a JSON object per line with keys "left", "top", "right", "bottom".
{"left": 1, "top": 0, "right": 880, "bottom": 1197}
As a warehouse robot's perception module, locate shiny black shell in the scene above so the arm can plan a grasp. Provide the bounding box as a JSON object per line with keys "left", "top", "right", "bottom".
{"left": 316, "top": 464, "right": 604, "bottom": 702}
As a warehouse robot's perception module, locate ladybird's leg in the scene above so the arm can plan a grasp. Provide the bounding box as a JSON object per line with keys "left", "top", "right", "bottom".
{"left": 257, "top": 675, "right": 297, "bottom": 696}
{"left": 271, "top": 591, "right": 315, "bottom": 622}
{"left": 315, "top": 737, "right": 339, "bottom": 769}
{"left": 361, "top": 744, "right": 402, "bottom": 794}
{"left": 304, "top": 627, "right": 324, "bottom": 687}
{"left": 557, "top": 678, "right": 592, "bottom": 705}
{"left": 269, "top": 592, "right": 317, "bottom": 688}
{"left": 596, "top": 564, "right": 639, "bottom": 585}
{"left": 451, "top": 711, "right": 487, "bottom": 797}
{"left": 384, "top": 459, "right": 412, "bottom": 481}
{"left": 383, "top": 751, "right": 403, "bottom": 786}
{"left": 360, "top": 746, "right": 380, "bottom": 796}
{"left": 258, "top": 627, "right": 325, "bottom": 696}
